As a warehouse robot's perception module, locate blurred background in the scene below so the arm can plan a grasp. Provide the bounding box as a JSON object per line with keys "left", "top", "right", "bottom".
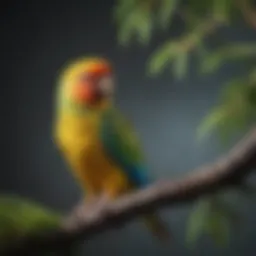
{"left": 2, "top": 0, "right": 256, "bottom": 255}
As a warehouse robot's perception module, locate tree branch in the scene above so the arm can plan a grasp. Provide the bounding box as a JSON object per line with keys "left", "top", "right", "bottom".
{"left": 237, "top": 0, "right": 256, "bottom": 29}
{"left": 2, "top": 127, "right": 256, "bottom": 255}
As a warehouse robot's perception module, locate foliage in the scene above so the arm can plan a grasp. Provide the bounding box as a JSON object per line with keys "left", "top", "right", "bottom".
{"left": 113, "top": 0, "right": 256, "bottom": 248}
{"left": 0, "top": 195, "right": 63, "bottom": 254}
{"left": 113, "top": 0, "right": 256, "bottom": 141}
{"left": 0, "top": 194, "right": 85, "bottom": 255}
{"left": 197, "top": 69, "right": 256, "bottom": 143}
{"left": 186, "top": 194, "right": 240, "bottom": 247}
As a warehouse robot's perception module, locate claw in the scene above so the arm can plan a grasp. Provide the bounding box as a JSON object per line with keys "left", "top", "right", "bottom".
{"left": 92, "top": 193, "right": 112, "bottom": 212}
{"left": 62, "top": 194, "right": 112, "bottom": 230}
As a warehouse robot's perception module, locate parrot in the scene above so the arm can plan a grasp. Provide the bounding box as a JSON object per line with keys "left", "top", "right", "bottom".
{"left": 53, "top": 56, "right": 170, "bottom": 241}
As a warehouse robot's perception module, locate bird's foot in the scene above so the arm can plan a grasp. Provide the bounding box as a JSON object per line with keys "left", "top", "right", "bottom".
{"left": 91, "top": 193, "right": 112, "bottom": 212}
{"left": 84, "top": 196, "right": 99, "bottom": 208}
{"left": 62, "top": 194, "right": 113, "bottom": 230}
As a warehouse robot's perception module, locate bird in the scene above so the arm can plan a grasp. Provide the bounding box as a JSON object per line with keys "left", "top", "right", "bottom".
{"left": 53, "top": 56, "right": 170, "bottom": 241}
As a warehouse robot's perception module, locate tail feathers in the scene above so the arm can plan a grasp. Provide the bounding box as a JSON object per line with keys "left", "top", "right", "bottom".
{"left": 143, "top": 213, "right": 171, "bottom": 242}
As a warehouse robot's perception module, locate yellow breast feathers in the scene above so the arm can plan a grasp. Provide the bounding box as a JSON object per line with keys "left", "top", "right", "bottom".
{"left": 54, "top": 110, "right": 130, "bottom": 198}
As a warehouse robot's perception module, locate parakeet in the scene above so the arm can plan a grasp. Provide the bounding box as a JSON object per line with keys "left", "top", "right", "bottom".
{"left": 53, "top": 57, "right": 170, "bottom": 241}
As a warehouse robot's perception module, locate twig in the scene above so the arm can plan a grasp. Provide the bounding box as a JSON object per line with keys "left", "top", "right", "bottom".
{"left": 2, "top": 127, "right": 256, "bottom": 255}
{"left": 237, "top": 0, "right": 256, "bottom": 29}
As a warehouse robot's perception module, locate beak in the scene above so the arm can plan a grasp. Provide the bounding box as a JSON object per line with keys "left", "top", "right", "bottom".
{"left": 98, "top": 76, "right": 114, "bottom": 97}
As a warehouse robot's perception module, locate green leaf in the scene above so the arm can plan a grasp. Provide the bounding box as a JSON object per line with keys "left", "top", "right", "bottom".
{"left": 198, "top": 102, "right": 253, "bottom": 144}
{"left": 147, "top": 40, "right": 179, "bottom": 75}
{"left": 205, "top": 210, "right": 230, "bottom": 246}
{"left": 201, "top": 43, "right": 256, "bottom": 75}
{"left": 204, "top": 194, "right": 240, "bottom": 246}
{"left": 0, "top": 195, "right": 62, "bottom": 248}
{"left": 147, "top": 16, "right": 211, "bottom": 77}
{"left": 200, "top": 51, "right": 224, "bottom": 75}
{"left": 211, "top": 194, "right": 241, "bottom": 229}
{"left": 116, "top": 7, "right": 153, "bottom": 46}
{"left": 186, "top": 199, "right": 211, "bottom": 246}
{"left": 136, "top": 8, "right": 153, "bottom": 45}
{"left": 197, "top": 69, "right": 256, "bottom": 144}
{"left": 219, "top": 78, "right": 243, "bottom": 101}
{"left": 173, "top": 52, "right": 189, "bottom": 79}
{"left": 114, "top": 0, "right": 155, "bottom": 46}
{"left": 185, "top": 20, "right": 212, "bottom": 47}
{"left": 197, "top": 106, "right": 226, "bottom": 141}
{"left": 117, "top": 18, "right": 135, "bottom": 46}
{"left": 248, "top": 67, "right": 256, "bottom": 84}
{"left": 157, "top": 0, "right": 179, "bottom": 30}
{"left": 212, "top": 0, "right": 233, "bottom": 23}
{"left": 113, "top": 0, "right": 138, "bottom": 24}
{"left": 228, "top": 43, "right": 256, "bottom": 58}
{"left": 187, "top": 194, "right": 240, "bottom": 248}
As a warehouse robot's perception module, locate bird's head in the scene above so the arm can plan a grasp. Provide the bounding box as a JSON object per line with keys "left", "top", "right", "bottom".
{"left": 59, "top": 57, "right": 115, "bottom": 108}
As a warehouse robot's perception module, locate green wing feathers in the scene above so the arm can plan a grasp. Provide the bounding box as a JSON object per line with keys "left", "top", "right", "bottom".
{"left": 101, "top": 108, "right": 151, "bottom": 187}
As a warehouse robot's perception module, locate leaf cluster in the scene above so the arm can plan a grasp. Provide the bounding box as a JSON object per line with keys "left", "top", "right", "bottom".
{"left": 114, "top": 0, "right": 256, "bottom": 248}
